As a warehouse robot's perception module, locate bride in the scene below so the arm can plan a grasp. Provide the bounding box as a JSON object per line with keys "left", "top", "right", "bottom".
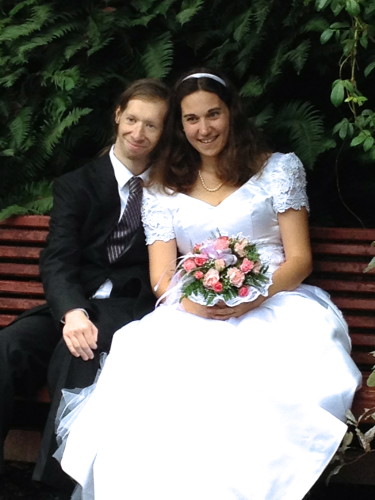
{"left": 57, "top": 69, "right": 361, "bottom": 500}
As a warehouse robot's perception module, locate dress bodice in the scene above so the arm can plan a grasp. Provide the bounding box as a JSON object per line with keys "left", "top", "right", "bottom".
{"left": 142, "top": 152, "right": 309, "bottom": 273}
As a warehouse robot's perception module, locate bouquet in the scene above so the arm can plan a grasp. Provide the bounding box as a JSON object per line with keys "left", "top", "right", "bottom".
{"left": 177, "top": 234, "right": 272, "bottom": 306}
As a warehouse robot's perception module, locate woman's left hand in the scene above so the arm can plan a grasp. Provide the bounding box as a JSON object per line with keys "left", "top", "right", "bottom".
{"left": 208, "top": 295, "right": 266, "bottom": 320}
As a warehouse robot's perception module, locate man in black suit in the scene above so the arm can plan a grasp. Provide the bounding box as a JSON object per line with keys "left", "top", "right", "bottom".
{"left": 0, "top": 78, "right": 169, "bottom": 493}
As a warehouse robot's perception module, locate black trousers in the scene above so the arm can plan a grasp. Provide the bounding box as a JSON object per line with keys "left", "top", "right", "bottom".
{"left": 0, "top": 297, "right": 148, "bottom": 491}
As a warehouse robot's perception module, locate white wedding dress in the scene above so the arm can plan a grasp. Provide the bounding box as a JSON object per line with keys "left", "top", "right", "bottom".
{"left": 58, "top": 153, "right": 361, "bottom": 500}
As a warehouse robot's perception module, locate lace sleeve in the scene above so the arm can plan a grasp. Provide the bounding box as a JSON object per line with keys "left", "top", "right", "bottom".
{"left": 265, "top": 153, "right": 309, "bottom": 213}
{"left": 141, "top": 188, "right": 176, "bottom": 245}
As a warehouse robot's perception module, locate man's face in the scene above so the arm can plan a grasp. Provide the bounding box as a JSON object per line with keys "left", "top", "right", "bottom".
{"left": 114, "top": 98, "right": 168, "bottom": 167}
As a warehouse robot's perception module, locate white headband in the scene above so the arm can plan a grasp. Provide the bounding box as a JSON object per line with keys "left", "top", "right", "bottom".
{"left": 181, "top": 72, "right": 226, "bottom": 87}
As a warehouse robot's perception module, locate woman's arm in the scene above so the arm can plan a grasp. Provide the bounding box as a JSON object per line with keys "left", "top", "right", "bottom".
{"left": 148, "top": 239, "right": 178, "bottom": 298}
{"left": 206, "top": 207, "right": 313, "bottom": 320}
{"left": 148, "top": 239, "right": 228, "bottom": 318}
{"left": 149, "top": 208, "right": 312, "bottom": 319}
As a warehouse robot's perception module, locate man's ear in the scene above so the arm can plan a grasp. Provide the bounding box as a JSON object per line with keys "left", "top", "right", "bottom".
{"left": 115, "top": 107, "right": 121, "bottom": 124}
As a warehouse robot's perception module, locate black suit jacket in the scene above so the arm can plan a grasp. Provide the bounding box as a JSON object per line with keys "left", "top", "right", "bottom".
{"left": 39, "top": 154, "right": 154, "bottom": 325}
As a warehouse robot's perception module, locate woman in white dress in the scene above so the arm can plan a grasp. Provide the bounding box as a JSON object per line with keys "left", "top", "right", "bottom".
{"left": 57, "top": 69, "right": 362, "bottom": 500}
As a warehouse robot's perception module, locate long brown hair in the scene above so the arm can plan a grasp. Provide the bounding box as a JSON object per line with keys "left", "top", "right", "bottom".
{"left": 150, "top": 68, "right": 270, "bottom": 193}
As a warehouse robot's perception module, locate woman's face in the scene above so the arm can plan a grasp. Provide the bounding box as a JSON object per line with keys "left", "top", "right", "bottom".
{"left": 180, "top": 90, "right": 230, "bottom": 160}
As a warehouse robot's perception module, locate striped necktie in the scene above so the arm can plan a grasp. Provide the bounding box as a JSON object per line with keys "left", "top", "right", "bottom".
{"left": 107, "top": 176, "right": 143, "bottom": 263}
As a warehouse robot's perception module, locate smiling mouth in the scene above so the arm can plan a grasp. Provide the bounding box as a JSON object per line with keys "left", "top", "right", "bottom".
{"left": 127, "top": 141, "right": 145, "bottom": 149}
{"left": 199, "top": 137, "right": 217, "bottom": 144}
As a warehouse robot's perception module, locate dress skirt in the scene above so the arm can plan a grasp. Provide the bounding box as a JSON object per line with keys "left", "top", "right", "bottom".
{"left": 58, "top": 284, "right": 361, "bottom": 500}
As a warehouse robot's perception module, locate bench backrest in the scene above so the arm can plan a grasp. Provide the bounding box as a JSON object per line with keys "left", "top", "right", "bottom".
{"left": 0, "top": 217, "right": 374, "bottom": 417}
{"left": 0, "top": 215, "right": 49, "bottom": 328}
{"left": 307, "top": 226, "right": 375, "bottom": 418}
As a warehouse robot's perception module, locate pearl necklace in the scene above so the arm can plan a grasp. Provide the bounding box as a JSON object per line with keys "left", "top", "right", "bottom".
{"left": 198, "top": 170, "right": 223, "bottom": 192}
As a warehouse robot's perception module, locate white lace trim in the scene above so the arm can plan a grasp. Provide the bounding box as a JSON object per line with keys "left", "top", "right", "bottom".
{"left": 262, "top": 153, "right": 309, "bottom": 213}
{"left": 142, "top": 188, "right": 175, "bottom": 245}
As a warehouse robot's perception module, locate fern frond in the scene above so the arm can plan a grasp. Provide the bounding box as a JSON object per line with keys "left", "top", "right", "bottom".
{"left": 154, "top": 0, "right": 176, "bottom": 17}
{"left": 252, "top": 0, "right": 272, "bottom": 33}
{"left": 130, "top": 14, "right": 156, "bottom": 27}
{"left": 13, "top": 21, "right": 83, "bottom": 64}
{"left": 240, "top": 77, "right": 264, "bottom": 98}
{"left": 130, "top": 0, "right": 157, "bottom": 14}
{"left": 87, "top": 16, "right": 114, "bottom": 56}
{"left": 233, "top": 9, "right": 252, "bottom": 43}
{"left": 8, "top": 0, "right": 37, "bottom": 18}
{"left": 1, "top": 5, "right": 53, "bottom": 41}
{"left": 176, "top": 0, "right": 204, "bottom": 26}
{"left": 8, "top": 107, "right": 33, "bottom": 151}
{"left": 42, "top": 66, "right": 81, "bottom": 91}
{"left": 285, "top": 40, "right": 311, "bottom": 75}
{"left": 140, "top": 33, "right": 173, "bottom": 78}
{"left": 0, "top": 180, "right": 53, "bottom": 220}
{"left": 0, "top": 68, "right": 26, "bottom": 87}
{"left": 41, "top": 107, "right": 92, "bottom": 157}
{"left": 64, "top": 36, "right": 88, "bottom": 61}
{"left": 253, "top": 104, "right": 275, "bottom": 129}
{"left": 302, "top": 16, "right": 330, "bottom": 34}
{"left": 271, "top": 101, "right": 327, "bottom": 169}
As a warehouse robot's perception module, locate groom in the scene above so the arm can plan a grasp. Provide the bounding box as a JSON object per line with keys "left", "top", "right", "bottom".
{"left": 0, "top": 78, "right": 169, "bottom": 493}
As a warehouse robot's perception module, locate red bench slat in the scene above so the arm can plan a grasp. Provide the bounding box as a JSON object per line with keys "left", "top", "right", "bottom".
{"left": 0, "top": 280, "right": 44, "bottom": 295}
{"left": 0, "top": 297, "right": 46, "bottom": 311}
{"left": 0, "top": 245, "right": 43, "bottom": 259}
{"left": 0, "top": 263, "right": 42, "bottom": 278}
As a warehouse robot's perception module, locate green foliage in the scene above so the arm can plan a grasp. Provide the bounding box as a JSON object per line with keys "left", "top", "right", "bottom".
{"left": 267, "top": 101, "right": 334, "bottom": 169}
{"left": 0, "top": 180, "right": 53, "bottom": 221}
{"left": 308, "top": 0, "right": 375, "bottom": 159}
{"left": 328, "top": 407, "right": 375, "bottom": 481}
{"left": 0, "top": 0, "right": 176, "bottom": 213}
{"left": 0, "top": 0, "right": 373, "bottom": 222}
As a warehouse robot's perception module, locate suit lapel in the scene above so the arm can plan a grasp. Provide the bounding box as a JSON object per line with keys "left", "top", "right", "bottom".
{"left": 86, "top": 154, "right": 121, "bottom": 238}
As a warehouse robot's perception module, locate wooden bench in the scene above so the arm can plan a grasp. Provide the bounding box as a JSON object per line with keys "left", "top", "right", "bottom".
{"left": 307, "top": 226, "right": 375, "bottom": 420}
{"left": 0, "top": 215, "right": 50, "bottom": 461}
{"left": 1, "top": 216, "right": 375, "bottom": 460}
{"left": 0, "top": 215, "right": 49, "bottom": 328}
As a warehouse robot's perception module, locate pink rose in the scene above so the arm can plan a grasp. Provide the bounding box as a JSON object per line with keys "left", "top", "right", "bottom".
{"left": 183, "top": 258, "right": 196, "bottom": 272}
{"left": 239, "top": 286, "right": 249, "bottom": 297}
{"left": 214, "top": 258, "right": 226, "bottom": 271}
{"left": 194, "top": 254, "right": 208, "bottom": 266}
{"left": 227, "top": 267, "right": 245, "bottom": 288}
{"left": 240, "top": 258, "right": 255, "bottom": 273}
{"left": 203, "top": 268, "right": 220, "bottom": 289}
{"left": 214, "top": 236, "right": 230, "bottom": 251}
{"left": 193, "top": 243, "right": 202, "bottom": 253}
{"left": 213, "top": 282, "right": 223, "bottom": 293}
{"left": 194, "top": 270, "right": 204, "bottom": 280}
{"left": 234, "top": 238, "right": 248, "bottom": 257}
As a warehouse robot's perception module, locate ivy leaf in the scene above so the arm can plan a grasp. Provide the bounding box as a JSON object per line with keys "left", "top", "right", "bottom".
{"left": 345, "top": 0, "right": 361, "bottom": 17}
{"left": 316, "top": 0, "right": 331, "bottom": 11}
{"left": 364, "top": 61, "right": 375, "bottom": 78}
{"left": 320, "top": 28, "right": 333, "bottom": 43}
{"left": 364, "top": 257, "right": 375, "bottom": 274}
{"left": 330, "top": 80, "right": 345, "bottom": 107}
{"left": 363, "top": 136, "right": 374, "bottom": 152}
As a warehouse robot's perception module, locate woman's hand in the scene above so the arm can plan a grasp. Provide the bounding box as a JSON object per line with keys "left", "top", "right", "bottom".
{"left": 181, "top": 295, "right": 265, "bottom": 320}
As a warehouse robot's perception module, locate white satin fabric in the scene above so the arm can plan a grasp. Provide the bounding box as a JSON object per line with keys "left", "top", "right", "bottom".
{"left": 59, "top": 153, "right": 361, "bottom": 499}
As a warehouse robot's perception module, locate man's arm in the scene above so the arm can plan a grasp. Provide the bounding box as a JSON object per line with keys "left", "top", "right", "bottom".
{"left": 40, "top": 174, "right": 98, "bottom": 359}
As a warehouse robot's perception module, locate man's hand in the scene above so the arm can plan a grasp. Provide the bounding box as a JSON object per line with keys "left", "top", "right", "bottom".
{"left": 62, "top": 309, "right": 98, "bottom": 360}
